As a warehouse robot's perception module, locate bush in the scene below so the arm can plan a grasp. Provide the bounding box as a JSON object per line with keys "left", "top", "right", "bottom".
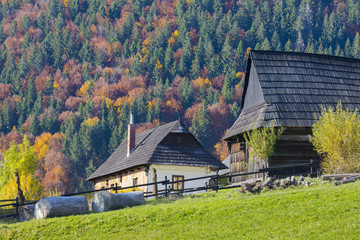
{"left": 310, "top": 103, "right": 360, "bottom": 174}
{"left": 244, "top": 120, "right": 284, "bottom": 163}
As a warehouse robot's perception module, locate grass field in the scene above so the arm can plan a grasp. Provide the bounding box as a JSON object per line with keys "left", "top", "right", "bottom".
{"left": 1, "top": 181, "right": 360, "bottom": 239}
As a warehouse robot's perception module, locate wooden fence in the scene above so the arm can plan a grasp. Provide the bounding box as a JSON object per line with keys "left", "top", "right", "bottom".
{"left": 0, "top": 162, "right": 317, "bottom": 219}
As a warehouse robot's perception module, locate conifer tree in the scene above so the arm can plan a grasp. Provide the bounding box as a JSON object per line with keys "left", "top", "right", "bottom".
{"left": 179, "top": 78, "right": 194, "bottom": 109}
{"left": 352, "top": 33, "right": 360, "bottom": 58}
{"left": 29, "top": 114, "right": 41, "bottom": 136}
{"left": 0, "top": 25, "right": 5, "bottom": 44}
{"left": 79, "top": 40, "right": 93, "bottom": 63}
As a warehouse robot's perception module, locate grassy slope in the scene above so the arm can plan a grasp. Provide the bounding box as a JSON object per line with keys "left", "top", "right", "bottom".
{"left": 1, "top": 182, "right": 360, "bottom": 240}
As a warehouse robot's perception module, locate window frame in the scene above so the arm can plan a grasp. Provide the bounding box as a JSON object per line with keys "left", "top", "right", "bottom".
{"left": 172, "top": 175, "right": 184, "bottom": 191}
{"left": 133, "top": 177, "right": 138, "bottom": 186}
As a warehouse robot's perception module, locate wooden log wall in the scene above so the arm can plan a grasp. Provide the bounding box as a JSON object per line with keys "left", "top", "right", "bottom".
{"left": 229, "top": 141, "right": 247, "bottom": 183}
{"left": 228, "top": 127, "right": 321, "bottom": 183}
{"left": 268, "top": 127, "right": 320, "bottom": 176}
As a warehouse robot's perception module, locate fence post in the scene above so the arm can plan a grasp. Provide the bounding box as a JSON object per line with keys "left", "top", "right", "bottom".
{"left": 152, "top": 168, "right": 158, "bottom": 199}
{"left": 215, "top": 170, "right": 219, "bottom": 193}
{"left": 15, "top": 197, "right": 19, "bottom": 218}
{"left": 164, "top": 176, "right": 168, "bottom": 197}
{"left": 262, "top": 164, "right": 265, "bottom": 180}
{"left": 115, "top": 183, "right": 118, "bottom": 194}
{"left": 310, "top": 159, "right": 313, "bottom": 176}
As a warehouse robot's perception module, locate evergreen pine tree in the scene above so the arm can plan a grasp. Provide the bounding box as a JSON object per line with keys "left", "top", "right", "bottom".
{"left": 79, "top": 40, "right": 93, "bottom": 63}
{"left": 284, "top": 39, "right": 293, "bottom": 51}
{"left": 130, "top": 54, "right": 142, "bottom": 76}
{"left": 221, "top": 37, "right": 233, "bottom": 72}
{"left": 352, "top": 33, "right": 360, "bottom": 58}
{"left": 0, "top": 25, "right": 5, "bottom": 44}
{"left": 179, "top": 78, "right": 194, "bottom": 109}
{"left": 230, "top": 102, "right": 241, "bottom": 122}
{"left": 21, "top": 14, "right": 31, "bottom": 31}
{"left": 25, "top": 75, "right": 36, "bottom": 115}
{"left": 29, "top": 114, "right": 41, "bottom": 136}
{"left": 344, "top": 38, "right": 352, "bottom": 57}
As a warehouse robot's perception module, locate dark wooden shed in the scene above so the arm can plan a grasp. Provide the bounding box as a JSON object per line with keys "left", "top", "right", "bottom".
{"left": 224, "top": 50, "right": 360, "bottom": 183}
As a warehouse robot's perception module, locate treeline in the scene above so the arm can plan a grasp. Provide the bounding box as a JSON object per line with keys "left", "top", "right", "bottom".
{"left": 0, "top": 0, "right": 360, "bottom": 193}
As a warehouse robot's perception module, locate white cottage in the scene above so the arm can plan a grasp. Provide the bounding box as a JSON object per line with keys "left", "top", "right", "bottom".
{"left": 86, "top": 119, "right": 227, "bottom": 194}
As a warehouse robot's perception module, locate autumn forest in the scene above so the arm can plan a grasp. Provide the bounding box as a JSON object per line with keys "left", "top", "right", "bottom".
{"left": 0, "top": 0, "right": 359, "bottom": 197}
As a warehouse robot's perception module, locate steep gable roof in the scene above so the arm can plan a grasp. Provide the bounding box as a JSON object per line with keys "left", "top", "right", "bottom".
{"left": 224, "top": 51, "right": 360, "bottom": 140}
{"left": 87, "top": 120, "right": 226, "bottom": 181}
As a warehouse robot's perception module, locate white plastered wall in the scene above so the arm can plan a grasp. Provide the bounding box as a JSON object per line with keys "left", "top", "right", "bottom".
{"left": 147, "top": 164, "right": 213, "bottom": 193}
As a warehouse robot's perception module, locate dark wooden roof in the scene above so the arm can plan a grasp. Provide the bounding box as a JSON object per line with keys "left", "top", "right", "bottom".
{"left": 224, "top": 51, "right": 360, "bottom": 140}
{"left": 87, "top": 120, "right": 226, "bottom": 181}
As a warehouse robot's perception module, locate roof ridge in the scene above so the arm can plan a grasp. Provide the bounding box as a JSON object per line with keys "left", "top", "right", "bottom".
{"left": 129, "top": 125, "right": 159, "bottom": 155}
{"left": 250, "top": 50, "right": 360, "bottom": 63}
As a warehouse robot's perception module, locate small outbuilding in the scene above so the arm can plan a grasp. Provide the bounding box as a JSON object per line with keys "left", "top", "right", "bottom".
{"left": 224, "top": 51, "right": 360, "bottom": 183}
{"left": 87, "top": 119, "right": 226, "bottom": 193}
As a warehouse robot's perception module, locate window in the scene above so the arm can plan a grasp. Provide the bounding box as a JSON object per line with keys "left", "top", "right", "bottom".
{"left": 133, "top": 178, "right": 138, "bottom": 186}
{"left": 172, "top": 175, "right": 184, "bottom": 191}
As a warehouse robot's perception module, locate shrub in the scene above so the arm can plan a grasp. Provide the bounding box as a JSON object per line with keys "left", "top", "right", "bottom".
{"left": 244, "top": 120, "right": 284, "bottom": 163}
{"left": 310, "top": 102, "right": 360, "bottom": 174}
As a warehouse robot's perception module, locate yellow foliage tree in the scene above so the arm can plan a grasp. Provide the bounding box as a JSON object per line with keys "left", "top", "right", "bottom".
{"left": 0, "top": 136, "right": 38, "bottom": 186}
{"left": 310, "top": 102, "right": 360, "bottom": 174}
{"left": 34, "top": 132, "right": 52, "bottom": 161}
{"left": 82, "top": 117, "right": 100, "bottom": 127}
{"left": 77, "top": 81, "right": 92, "bottom": 97}
{"left": 0, "top": 173, "right": 43, "bottom": 200}
{"left": 0, "top": 136, "right": 42, "bottom": 200}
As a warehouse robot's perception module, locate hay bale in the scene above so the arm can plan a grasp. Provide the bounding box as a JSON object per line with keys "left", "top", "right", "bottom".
{"left": 34, "top": 196, "right": 88, "bottom": 219}
{"left": 19, "top": 204, "right": 35, "bottom": 222}
{"left": 92, "top": 191, "right": 145, "bottom": 213}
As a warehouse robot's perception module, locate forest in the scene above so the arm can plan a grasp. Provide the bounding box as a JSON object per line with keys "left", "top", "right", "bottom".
{"left": 0, "top": 0, "right": 360, "bottom": 196}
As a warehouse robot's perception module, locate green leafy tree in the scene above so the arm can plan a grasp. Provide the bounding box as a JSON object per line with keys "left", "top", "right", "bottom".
{"left": 244, "top": 121, "right": 284, "bottom": 164}
{"left": 0, "top": 136, "right": 38, "bottom": 186}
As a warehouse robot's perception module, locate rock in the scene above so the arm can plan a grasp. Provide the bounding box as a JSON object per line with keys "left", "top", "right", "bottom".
{"left": 19, "top": 204, "right": 35, "bottom": 222}
{"left": 332, "top": 181, "right": 341, "bottom": 186}
{"left": 280, "top": 179, "right": 288, "bottom": 188}
{"left": 298, "top": 175, "right": 304, "bottom": 183}
{"left": 252, "top": 182, "right": 262, "bottom": 191}
{"left": 322, "top": 181, "right": 326, "bottom": 185}
{"left": 34, "top": 196, "right": 88, "bottom": 219}
{"left": 241, "top": 180, "right": 257, "bottom": 190}
{"left": 168, "top": 192, "right": 182, "bottom": 201}
{"left": 286, "top": 177, "right": 291, "bottom": 183}
{"left": 303, "top": 178, "right": 309, "bottom": 187}
{"left": 92, "top": 191, "right": 145, "bottom": 213}
{"left": 274, "top": 180, "right": 280, "bottom": 188}
{"left": 261, "top": 177, "right": 273, "bottom": 188}
{"left": 290, "top": 176, "right": 295, "bottom": 184}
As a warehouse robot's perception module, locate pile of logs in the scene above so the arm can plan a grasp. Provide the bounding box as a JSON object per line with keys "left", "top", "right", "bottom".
{"left": 239, "top": 175, "right": 312, "bottom": 192}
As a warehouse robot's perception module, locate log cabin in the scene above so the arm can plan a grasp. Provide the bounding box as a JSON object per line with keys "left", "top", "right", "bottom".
{"left": 87, "top": 119, "right": 226, "bottom": 193}
{"left": 224, "top": 50, "right": 360, "bottom": 183}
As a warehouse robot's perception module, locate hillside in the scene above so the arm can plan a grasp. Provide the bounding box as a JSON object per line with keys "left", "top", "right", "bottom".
{"left": 1, "top": 0, "right": 360, "bottom": 193}
{"left": 1, "top": 181, "right": 360, "bottom": 239}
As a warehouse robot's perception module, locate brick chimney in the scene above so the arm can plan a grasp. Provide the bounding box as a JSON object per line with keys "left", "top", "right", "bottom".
{"left": 127, "top": 113, "right": 135, "bottom": 156}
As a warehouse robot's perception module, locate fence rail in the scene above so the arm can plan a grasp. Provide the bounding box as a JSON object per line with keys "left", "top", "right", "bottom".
{"left": 0, "top": 162, "right": 317, "bottom": 219}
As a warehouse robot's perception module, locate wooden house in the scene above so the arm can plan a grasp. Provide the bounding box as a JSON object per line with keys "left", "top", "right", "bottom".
{"left": 87, "top": 119, "right": 226, "bottom": 193}
{"left": 224, "top": 50, "right": 360, "bottom": 183}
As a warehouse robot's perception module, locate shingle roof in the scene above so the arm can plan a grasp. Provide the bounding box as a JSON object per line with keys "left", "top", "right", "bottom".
{"left": 224, "top": 51, "right": 360, "bottom": 140}
{"left": 87, "top": 120, "right": 226, "bottom": 181}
